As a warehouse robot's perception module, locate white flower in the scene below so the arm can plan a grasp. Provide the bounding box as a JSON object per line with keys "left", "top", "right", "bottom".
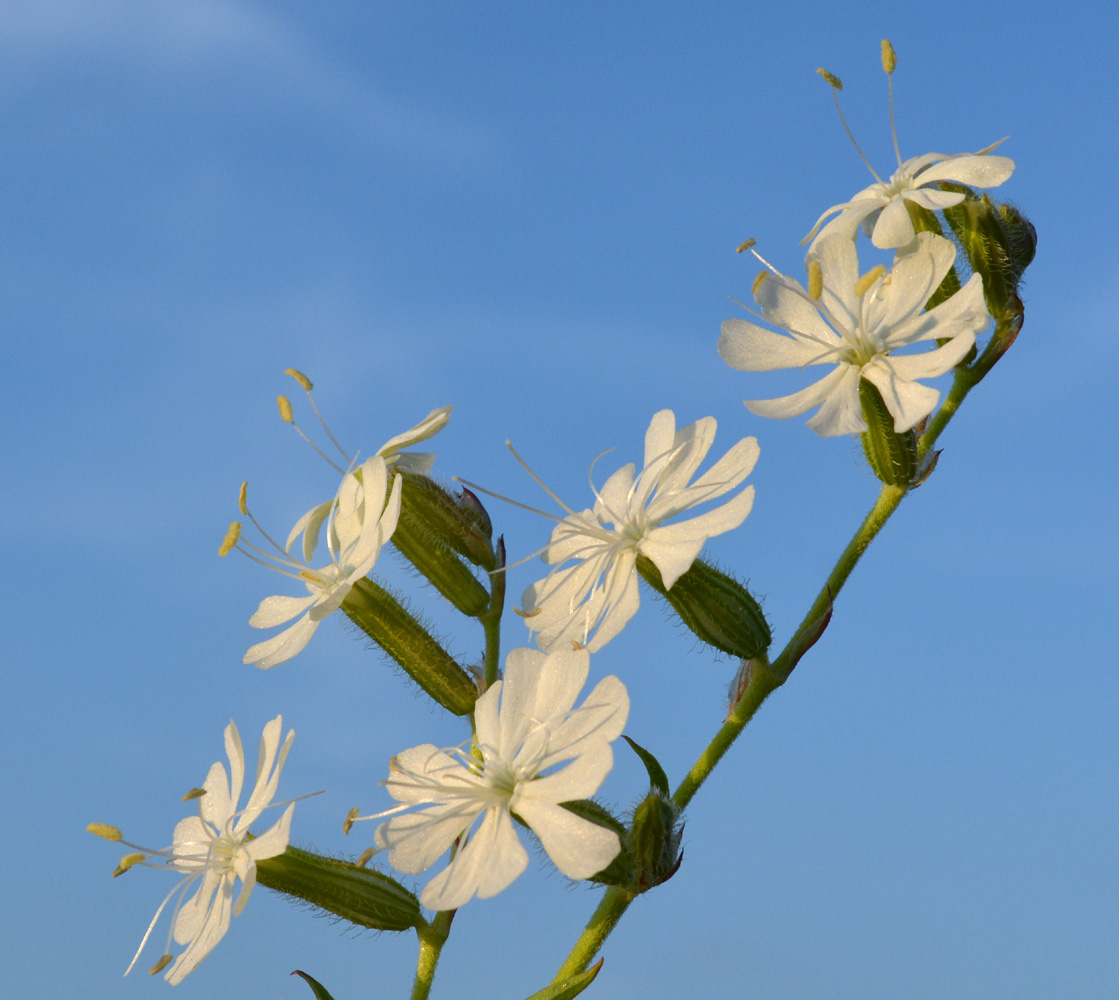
{"left": 520, "top": 410, "right": 758, "bottom": 652}
{"left": 286, "top": 406, "right": 451, "bottom": 565}
{"left": 369, "top": 647, "right": 629, "bottom": 911}
{"left": 718, "top": 232, "right": 989, "bottom": 437}
{"left": 805, "top": 145, "right": 1014, "bottom": 250}
{"left": 243, "top": 455, "right": 402, "bottom": 668}
{"left": 107, "top": 716, "right": 294, "bottom": 984}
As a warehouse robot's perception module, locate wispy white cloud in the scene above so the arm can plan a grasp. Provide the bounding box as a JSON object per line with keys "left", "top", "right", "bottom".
{"left": 0, "top": 0, "right": 501, "bottom": 167}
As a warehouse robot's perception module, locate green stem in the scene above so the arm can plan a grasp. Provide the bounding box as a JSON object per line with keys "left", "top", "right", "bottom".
{"left": 551, "top": 483, "right": 908, "bottom": 982}
{"left": 552, "top": 887, "right": 636, "bottom": 984}
{"left": 410, "top": 912, "right": 452, "bottom": 1000}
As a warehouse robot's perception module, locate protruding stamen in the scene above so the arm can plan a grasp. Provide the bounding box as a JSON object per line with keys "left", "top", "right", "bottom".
{"left": 356, "top": 847, "right": 377, "bottom": 867}
{"left": 883, "top": 39, "right": 902, "bottom": 167}
{"left": 736, "top": 238, "right": 757, "bottom": 254}
{"left": 87, "top": 822, "right": 123, "bottom": 842}
{"left": 854, "top": 265, "right": 887, "bottom": 298}
{"left": 816, "top": 67, "right": 843, "bottom": 90}
{"left": 182, "top": 787, "right": 207, "bottom": 802}
{"left": 505, "top": 440, "right": 579, "bottom": 517}
{"left": 285, "top": 367, "right": 313, "bottom": 392}
{"left": 343, "top": 806, "right": 360, "bottom": 835}
{"left": 149, "top": 955, "right": 173, "bottom": 976}
{"left": 113, "top": 852, "right": 148, "bottom": 878}
{"left": 807, "top": 259, "right": 823, "bottom": 301}
{"left": 514, "top": 605, "right": 542, "bottom": 619}
{"left": 238, "top": 482, "right": 249, "bottom": 515}
{"left": 218, "top": 521, "right": 242, "bottom": 557}
{"left": 277, "top": 395, "right": 294, "bottom": 424}
{"left": 752, "top": 271, "right": 768, "bottom": 296}
{"left": 880, "top": 39, "right": 897, "bottom": 74}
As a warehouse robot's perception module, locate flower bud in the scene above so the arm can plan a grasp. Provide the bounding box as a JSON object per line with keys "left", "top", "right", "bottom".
{"left": 341, "top": 578, "right": 478, "bottom": 716}
{"left": 942, "top": 189, "right": 1035, "bottom": 322}
{"left": 255, "top": 845, "right": 423, "bottom": 932}
{"left": 636, "top": 555, "right": 771, "bottom": 660}
{"left": 859, "top": 377, "right": 919, "bottom": 488}
{"left": 397, "top": 470, "right": 496, "bottom": 571}
{"left": 630, "top": 789, "right": 684, "bottom": 892}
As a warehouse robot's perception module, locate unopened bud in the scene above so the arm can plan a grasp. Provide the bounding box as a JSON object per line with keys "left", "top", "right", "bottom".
{"left": 859, "top": 378, "right": 918, "bottom": 488}
{"left": 341, "top": 578, "right": 478, "bottom": 715}
{"left": 284, "top": 367, "right": 313, "bottom": 392}
{"left": 398, "top": 471, "right": 496, "bottom": 572}
{"left": 636, "top": 556, "right": 771, "bottom": 660}
{"left": 816, "top": 67, "right": 843, "bottom": 90}
{"left": 256, "top": 845, "right": 423, "bottom": 932}
{"left": 630, "top": 790, "right": 684, "bottom": 892}
{"left": 881, "top": 39, "right": 897, "bottom": 74}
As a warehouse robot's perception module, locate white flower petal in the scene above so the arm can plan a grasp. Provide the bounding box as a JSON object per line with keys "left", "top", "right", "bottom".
{"left": 917, "top": 153, "right": 1014, "bottom": 188}
{"left": 718, "top": 318, "right": 829, "bottom": 372}
{"left": 514, "top": 799, "right": 621, "bottom": 880}
{"left": 871, "top": 195, "right": 918, "bottom": 248}
{"left": 248, "top": 593, "right": 318, "bottom": 629}
{"left": 242, "top": 612, "right": 320, "bottom": 669}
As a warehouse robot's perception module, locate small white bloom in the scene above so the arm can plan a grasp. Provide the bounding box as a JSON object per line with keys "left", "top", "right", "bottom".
{"left": 242, "top": 455, "right": 402, "bottom": 668}
{"left": 718, "top": 232, "right": 989, "bottom": 437}
{"left": 520, "top": 410, "right": 758, "bottom": 652}
{"left": 368, "top": 647, "right": 629, "bottom": 911}
{"left": 286, "top": 406, "right": 451, "bottom": 565}
{"left": 107, "top": 716, "right": 294, "bottom": 984}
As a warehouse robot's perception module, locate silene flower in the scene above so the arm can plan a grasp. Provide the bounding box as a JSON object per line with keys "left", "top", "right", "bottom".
{"left": 804, "top": 57, "right": 1014, "bottom": 250}
{"left": 353, "top": 647, "right": 629, "bottom": 911}
{"left": 88, "top": 716, "right": 295, "bottom": 984}
{"left": 221, "top": 373, "right": 451, "bottom": 669}
{"left": 229, "top": 454, "right": 403, "bottom": 669}
{"left": 518, "top": 409, "right": 758, "bottom": 652}
{"left": 718, "top": 232, "right": 989, "bottom": 437}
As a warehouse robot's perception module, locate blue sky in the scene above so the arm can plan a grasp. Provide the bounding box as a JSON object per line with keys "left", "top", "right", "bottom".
{"left": 3, "top": 2, "right": 1117, "bottom": 998}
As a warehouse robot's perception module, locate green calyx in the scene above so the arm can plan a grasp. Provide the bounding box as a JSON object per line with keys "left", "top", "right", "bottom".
{"left": 256, "top": 846, "right": 423, "bottom": 932}
{"left": 903, "top": 201, "right": 961, "bottom": 309}
{"left": 859, "top": 377, "right": 919, "bottom": 488}
{"left": 630, "top": 790, "right": 684, "bottom": 891}
{"left": 636, "top": 555, "right": 771, "bottom": 660}
{"left": 942, "top": 186, "right": 1036, "bottom": 323}
{"left": 341, "top": 577, "right": 478, "bottom": 715}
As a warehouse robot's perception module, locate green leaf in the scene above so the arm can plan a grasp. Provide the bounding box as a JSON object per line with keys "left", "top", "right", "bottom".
{"left": 523, "top": 959, "right": 603, "bottom": 999}
{"left": 291, "top": 970, "right": 338, "bottom": 1000}
{"left": 622, "top": 735, "right": 669, "bottom": 795}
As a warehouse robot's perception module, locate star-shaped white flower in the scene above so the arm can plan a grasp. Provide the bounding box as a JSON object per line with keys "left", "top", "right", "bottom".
{"left": 286, "top": 406, "right": 451, "bottom": 565}
{"left": 367, "top": 647, "right": 629, "bottom": 911}
{"left": 243, "top": 455, "right": 402, "bottom": 668}
{"left": 99, "top": 716, "right": 295, "bottom": 984}
{"left": 520, "top": 410, "right": 758, "bottom": 652}
{"left": 805, "top": 145, "right": 1015, "bottom": 250}
{"left": 718, "top": 232, "right": 989, "bottom": 437}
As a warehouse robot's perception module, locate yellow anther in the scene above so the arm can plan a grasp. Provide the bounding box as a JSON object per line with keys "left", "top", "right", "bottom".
{"left": 87, "top": 822, "right": 123, "bottom": 842}
{"left": 356, "top": 847, "right": 376, "bottom": 867}
{"left": 238, "top": 481, "right": 249, "bottom": 515}
{"left": 752, "top": 270, "right": 769, "bottom": 296}
{"left": 736, "top": 238, "right": 757, "bottom": 254}
{"left": 284, "top": 368, "right": 314, "bottom": 392}
{"left": 218, "top": 521, "right": 242, "bottom": 557}
{"left": 513, "top": 605, "right": 542, "bottom": 619}
{"left": 807, "top": 259, "right": 824, "bottom": 300}
{"left": 343, "top": 806, "right": 360, "bottom": 835}
{"left": 149, "top": 954, "right": 173, "bottom": 976}
{"left": 298, "top": 569, "right": 326, "bottom": 587}
{"left": 113, "top": 852, "right": 147, "bottom": 877}
{"left": 182, "top": 787, "right": 207, "bottom": 802}
{"left": 570, "top": 639, "right": 585, "bottom": 651}
{"left": 881, "top": 39, "right": 897, "bottom": 75}
{"left": 854, "top": 265, "right": 887, "bottom": 297}
{"left": 277, "top": 394, "right": 294, "bottom": 424}
{"left": 816, "top": 67, "right": 843, "bottom": 90}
